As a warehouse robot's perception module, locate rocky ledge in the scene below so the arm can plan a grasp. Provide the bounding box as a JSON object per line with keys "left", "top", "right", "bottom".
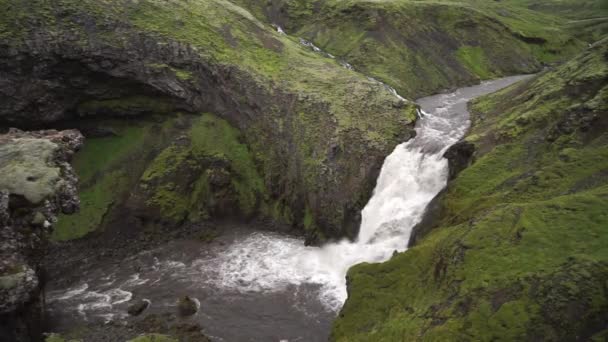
{"left": 0, "top": 128, "right": 83, "bottom": 342}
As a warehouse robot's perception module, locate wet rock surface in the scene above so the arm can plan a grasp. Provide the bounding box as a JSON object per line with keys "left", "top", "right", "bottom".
{"left": 176, "top": 296, "right": 198, "bottom": 317}
{"left": 128, "top": 299, "right": 150, "bottom": 317}
{"left": 443, "top": 140, "right": 476, "bottom": 181}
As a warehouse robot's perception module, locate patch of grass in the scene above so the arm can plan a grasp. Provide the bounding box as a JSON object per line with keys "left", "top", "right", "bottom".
{"left": 127, "top": 334, "right": 177, "bottom": 342}
{"left": 456, "top": 46, "right": 494, "bottom": 79}
{"left": 142, "top": 113, "right": 267, "bottom": 221}
{"left": 53, "top": 116, "right": 181, "bottom": 241}
{"left": 147, "top": 63, "right": 193, "bottom": 81}
{"left": 234, "top": 0, "right": 592, "bottom": 98}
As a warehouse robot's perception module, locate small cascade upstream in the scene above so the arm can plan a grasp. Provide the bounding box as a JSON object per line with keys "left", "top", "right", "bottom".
{"left": 47, "top": 72, "right": 532, "bottom": 340}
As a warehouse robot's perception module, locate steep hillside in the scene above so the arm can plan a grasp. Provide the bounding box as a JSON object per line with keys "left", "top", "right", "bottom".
{"left": 501, "top": 0, "right": 608, "bottom": 43}
{"left": 234, "top": 0, "right": 598, "bottom": 98}
{"left": 332, "top": 39, "right": 608, "bottom": 340}
{"left": 0, "top": 0, "right": 418, "bottom": 243}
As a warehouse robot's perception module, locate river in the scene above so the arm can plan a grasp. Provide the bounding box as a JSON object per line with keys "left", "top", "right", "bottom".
{"left": 46, "top": 75, "right": 531, "bottom": 341}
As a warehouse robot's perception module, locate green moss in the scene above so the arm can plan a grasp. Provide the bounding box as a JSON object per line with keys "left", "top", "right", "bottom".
{"left": 190, "top": 114, "right": 266, "bottom": 213}
{"left": 0, "top": 138, "right": 61, "bottom": 204}
{"left": 148, "top": 63, "right": 193, "bottom": 81}
{"left": 456, "top": 46, "right": 494, "bottom": 79}
{"left": 45, "top": 333, "right": 81, "bottom": 342}
{"left": 127, "top": 334, "right": 177, "bottom": 342}
{"left": 45, "top": 334, "right": 66, "bottom": 342}
{"left": 303, "top": 206, "right": 314, "bottom": 230}
{"left": 234, "top": 0, "right": 592, "bottom": 98}
{"left": 332, "top": 41, "right": 608, "bottom": 340}
{"left": 142, "top": 113, "right": 266, "bottom": 221}
{"left": 53, "top": 117, "right": 182, "bottom": 241}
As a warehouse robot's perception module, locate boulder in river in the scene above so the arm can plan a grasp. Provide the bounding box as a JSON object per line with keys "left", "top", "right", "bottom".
{"left": 128, "top": 299, "right": 150, "bottom": 316}
{"left": 176, "top": 296, "right": 198, "bottom": 317}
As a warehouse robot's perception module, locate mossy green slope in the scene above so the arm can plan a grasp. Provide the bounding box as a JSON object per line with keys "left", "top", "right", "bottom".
{"left": 332, "top": 40, "right": 608, "bottom": 340}
{"left": 53, "top": 113, "right": 267, "bottom": 240}
{"left": 1, "top": 0, "right": 417, "bottom": 241}
{"left": 234, "top": 0, "right": 601, "bottom": 98}
{"left": 138, "top": 113, "right": 266, "bottom": 223}
{"left": 53, "top": 116, "right": 187, "bottom": 240}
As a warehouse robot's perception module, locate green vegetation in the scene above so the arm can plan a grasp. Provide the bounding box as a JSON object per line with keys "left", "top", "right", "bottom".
{"left": 332, "top": 40, "right": 608, "bottom": 340}
{"left": 233, "top": 0, "right": 604, "bottom": 98}
{"left": 147, "top": 63, "right": 193, "bottom": 81}
{"left": 141, "top": 113, "right": 266, "bottom": 222}
{"left": 45, "top": 334, "right": 81, "bottom": 342}
{"left": 53, "top": 117, "right": 181, "bottom": 240}
{"left": 128, "top": 334, "right": 177, "bottom": 342}
{"left": 1, "top": 0, "right": 419, "bottom": 241}
{"left": 456, "top": 46, "right": 494, "bottom": 79}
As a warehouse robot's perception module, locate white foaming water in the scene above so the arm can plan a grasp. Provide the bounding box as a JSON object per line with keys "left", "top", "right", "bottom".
{"left": 207, "top": 139, "right": 449, "bottom": 311}
{"left": 204, "top": 76, "right": 532, "bottom": 311}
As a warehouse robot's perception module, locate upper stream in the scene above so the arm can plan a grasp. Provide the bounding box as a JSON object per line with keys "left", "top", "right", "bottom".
{"left": 47, "top": 75, "right": 530, "bottom": 341}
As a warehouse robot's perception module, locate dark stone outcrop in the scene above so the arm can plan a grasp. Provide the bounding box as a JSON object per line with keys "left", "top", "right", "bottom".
{"left": 0, "top": 128, "right": 83, "bottom": 342}
{"left": 127, "top": 299, "right": 150, "bottom": 317}
{"left": 408, "top": 140, "right": 476, "bottom": 247}
{"left": 443, "top": 140, "right": 476, "bottom": 181}
{"left": 408, "top": 188, "right": 446, "bottom": 248}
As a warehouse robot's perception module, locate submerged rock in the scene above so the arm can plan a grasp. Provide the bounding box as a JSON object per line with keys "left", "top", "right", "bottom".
{"left": 127, "top": 299, "right": 150, "bottom": 317}
{"left": 176, "top": 296, "right": 198, "bottom": 317}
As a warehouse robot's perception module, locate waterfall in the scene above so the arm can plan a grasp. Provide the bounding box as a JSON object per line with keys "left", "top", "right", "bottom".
{"left": 48, "top": 77, "right": 531, "bottom": 326}
{"left": 206, "top": 76, "right": 531, "bottom": 311}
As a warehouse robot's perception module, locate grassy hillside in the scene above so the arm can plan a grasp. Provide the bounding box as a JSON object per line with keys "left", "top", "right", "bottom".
{"left": 234, "top": 0, "right": 601, "bottom": 98}
{"left": 332, "top": 39, "right": 608, "bottom": 341}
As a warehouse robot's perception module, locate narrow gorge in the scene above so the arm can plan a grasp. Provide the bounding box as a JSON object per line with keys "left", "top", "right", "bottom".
{"left": 0, "top": 0, "right": 606, "bottom": 341}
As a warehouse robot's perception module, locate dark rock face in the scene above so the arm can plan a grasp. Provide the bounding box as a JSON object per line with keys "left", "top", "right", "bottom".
{"left": 0, "top": 128, "right": 83, "bottom": 342}
{"left": 443, "top": 140, "right": 476, "bottom": 181}
{"left": 408, "top": 140, "right": 475, "bottom": 247}
{"left": 407, "top": 189, "right": 446, "bottom": 248}
{"left": 127, "top": 299, "right": 150, "bottom": 317}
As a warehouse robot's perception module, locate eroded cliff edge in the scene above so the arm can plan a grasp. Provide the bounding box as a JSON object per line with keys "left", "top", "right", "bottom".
{"left": 0, "top": 0, "right": 418, "bottom": 243}
{"left": 0, "top": 129, "right": 83, "bottom": 342}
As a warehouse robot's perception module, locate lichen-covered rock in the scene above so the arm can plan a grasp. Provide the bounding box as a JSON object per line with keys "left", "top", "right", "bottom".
{"left": 0, "top": 128, "right": 83, "bottom": 342}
